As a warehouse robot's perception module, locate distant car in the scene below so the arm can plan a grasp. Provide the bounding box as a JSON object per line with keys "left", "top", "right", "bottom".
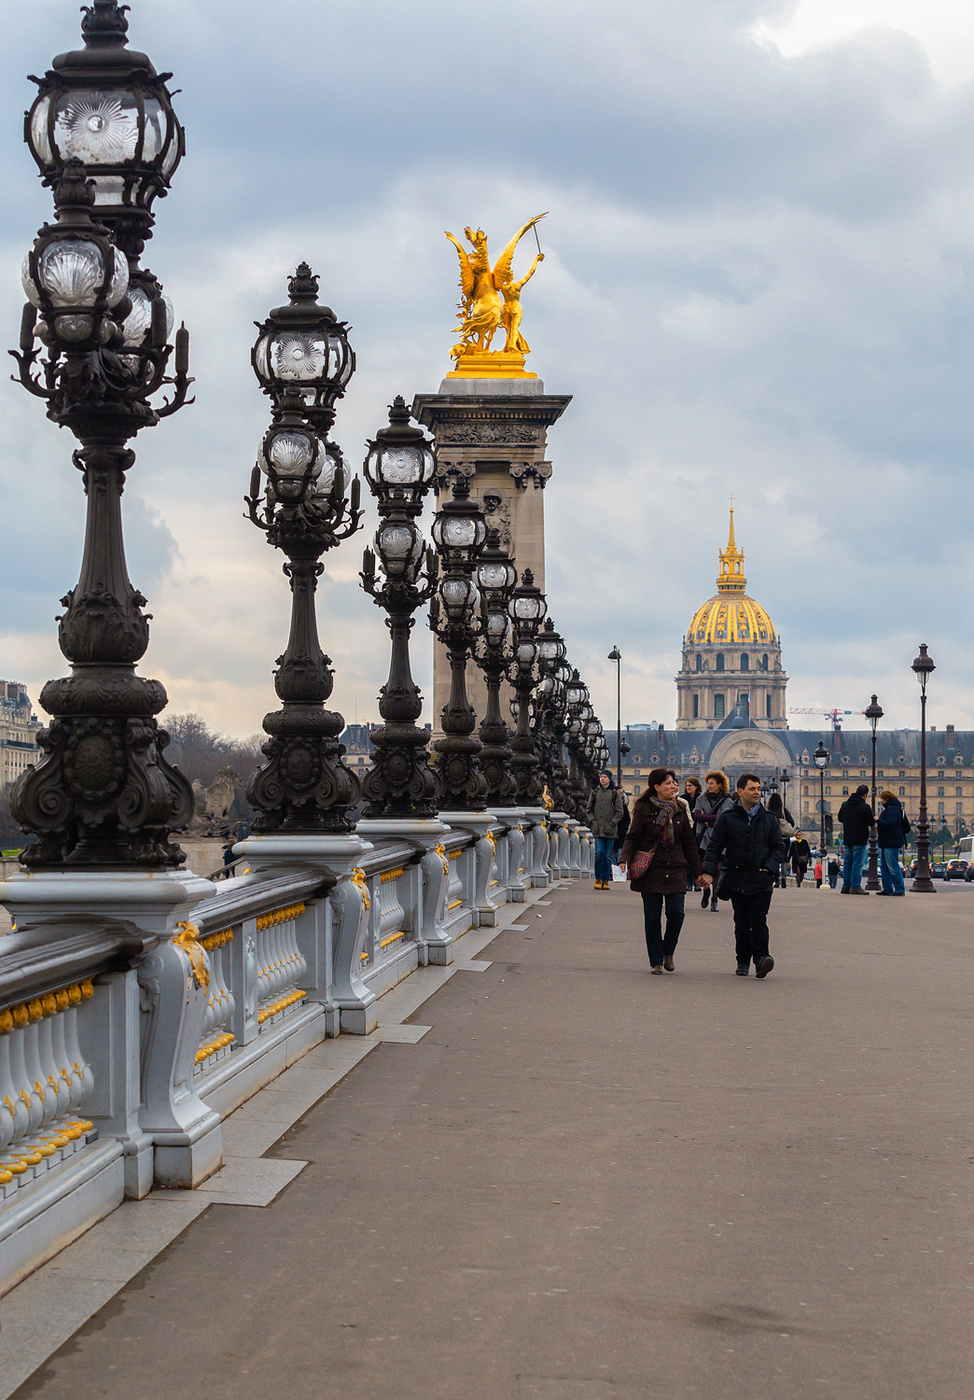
{"left": 930, "top": 861, "right": 947, "bottom": 878}
{"left": 945, "top": 860, "right": 969, "bottom": 881}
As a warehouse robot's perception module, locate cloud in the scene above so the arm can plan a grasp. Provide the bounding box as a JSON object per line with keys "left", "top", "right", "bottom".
{"left": 1, "top": 0, "right": 973, "bottom": 744}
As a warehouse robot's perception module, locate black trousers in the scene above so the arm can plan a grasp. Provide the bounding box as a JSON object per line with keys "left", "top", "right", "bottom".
{"left": 641, "top": 892, "right": 686, "bottom": 967}
{"left": 729, "top": 888, "right": 773, "bottom": 967}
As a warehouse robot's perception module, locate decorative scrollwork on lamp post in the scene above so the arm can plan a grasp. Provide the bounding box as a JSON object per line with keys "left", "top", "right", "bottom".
{"left": 9, "top": 1, "right": 194, "bottom": 868}
{"left": 359, "top": 397, "right": 439, "bottom": 820}
{"left": 508, "top": 569, "right": 548, "bottom": 807}
{"left": 429, "top": 478, "right": 488, "bottom": 811}
{"left": 473, "top": 530, "right": 519, "bottom": 808}
{"left": 244, "top": 269, "right": 363, "bottom": 833}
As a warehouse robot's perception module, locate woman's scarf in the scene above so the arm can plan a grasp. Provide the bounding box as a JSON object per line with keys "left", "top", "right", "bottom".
{"left": 646, "top": 796, "right": 680, "bottom": 847}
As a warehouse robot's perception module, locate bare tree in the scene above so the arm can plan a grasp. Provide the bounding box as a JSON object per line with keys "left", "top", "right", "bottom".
{"left": 163, "top": 714, "right": 264, "bottom": 788}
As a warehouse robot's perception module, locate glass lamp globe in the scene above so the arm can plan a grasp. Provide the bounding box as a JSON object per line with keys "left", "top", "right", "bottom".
{"left": 376, "top": 521, "right": 424, "bottom": 578}
{"left": 364, "top": 396, "right": 435, "bottom": 502}
{"left": 252, "top": 265, "right": 354, "bottom": 426}
{"left": 25, "top": 0, "right": 184, "bottom": 239}
{"left": 21, "top": 163, "right": 129, "bottom": 345}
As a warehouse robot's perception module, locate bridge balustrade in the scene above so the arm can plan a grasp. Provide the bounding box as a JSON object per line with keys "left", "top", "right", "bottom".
{"left": 0, "top": 817, "right": 591, "bottom": 1293}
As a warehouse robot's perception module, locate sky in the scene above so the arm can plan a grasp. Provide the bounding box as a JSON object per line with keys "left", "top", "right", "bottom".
{"left": 2, "top": 0, "right": 974, "bottom": 744}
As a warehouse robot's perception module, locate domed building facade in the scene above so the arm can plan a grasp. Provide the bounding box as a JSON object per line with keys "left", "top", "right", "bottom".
{"left": 675, "top": 509, "right": 788, "bottom": 731}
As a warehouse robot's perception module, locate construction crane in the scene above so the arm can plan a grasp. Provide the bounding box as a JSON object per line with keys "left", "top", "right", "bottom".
{"left": 789, "top": 707, "right": 865, "bottom": 733}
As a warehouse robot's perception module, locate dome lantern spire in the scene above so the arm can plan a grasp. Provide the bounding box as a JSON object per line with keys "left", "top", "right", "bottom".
{"left": 717, "top": 500, "right": 746, "bottom": 593}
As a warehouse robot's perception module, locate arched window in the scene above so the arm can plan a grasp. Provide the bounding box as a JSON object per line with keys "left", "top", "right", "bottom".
{"left": 695, "top": 653, "right": 702, "bottom": 672}
{"left": 762, "top": 654, "right": 769, "bottom": 671}
{"left": 766, "top": 695, "right": 771, "bottom": 719}
{"left": 740, "top": 654, "right": 749, "bottom": 673}
{"left": 692, "top": 694, "right": 699, "bottom": 719}
{"left": 715, "top": 654, "right": 725, "bottom": 673}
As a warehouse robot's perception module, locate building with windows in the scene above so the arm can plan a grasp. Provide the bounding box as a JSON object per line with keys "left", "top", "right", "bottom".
{"left": 0, "top": 681, "right": 40, "bottom": 789}
{"left": 675, "top": 509, "right": 788, "bottom": 730}
{"left": 612, "top": 719, "right": 974, "bottom": 841}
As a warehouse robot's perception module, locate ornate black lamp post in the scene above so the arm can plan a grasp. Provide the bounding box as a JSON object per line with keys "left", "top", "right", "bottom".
{"left": 536, "top": 621, "right": 571, "bottom": 810}
{"left": 508, "top": 570, "right": 548, "bottom": 807}
{"left": 813, "top": 740, "right": 829, "bottom": 871}
{"left": 10, "top": 2, "right": 194, "bottom": 868}
{"left": 429, "top": 478, "right": 488, "bottom": 811}
{"left": 780, "top": 766, "right": 791, "bottom": 820}
{"left": 911, "top": 644, "right": 936, "bottom": 893}
{"left": 473, "top": 531, "right": 519, "bottom": 808}
{"left": 358, "top": 398, "right": 439, "bottom": 820}
{"left": 244, "top": 271, "right": 363, "bottom": 832}
{"left": 564, "top": 673, "right": 593, "bottom": 818}
{"left": 864, "top": 694, "right": 884, "bottom": 891}
{"left": 607, "top": 645, "right": 623, "bottom": 788}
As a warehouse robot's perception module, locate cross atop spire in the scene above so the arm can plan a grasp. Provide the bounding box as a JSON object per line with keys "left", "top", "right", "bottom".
{"left": 717, "top": 503, "right": 746, "bottom": 593}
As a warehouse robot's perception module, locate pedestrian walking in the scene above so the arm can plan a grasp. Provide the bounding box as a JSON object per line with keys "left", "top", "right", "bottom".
{"left": 588, "top": 771, "right": 625, "bottom": 890}
{"left": 827, "top": 855, "right": 840, "bottom": 889}
{"left": 876, "top": 789, "right": 910, "bottom": 895}
{"left": 692, "top": 770, "right": 733, "bottom": 912}
{"left": 681, "top": 776, "right": 703, "bottom": 889}
{"left": 613, "top": 785, "right": 630, "bottom": 863}
{"left": 619, "top": 767, "right": 703, "bottom": 974}
{"left": 702, "top": 772, "right": 787, "bottom": 978}
{"left": 768, "top": 792, "right": 796, "bottom": 887}
{"left": 814, "top": 857, "right": 823, "bottom": 888}
{"left": 838, "top": 784, "right": 874, "bottom": 894}
{"left": 791, "top": 830, "right": 812, "bottom": 887}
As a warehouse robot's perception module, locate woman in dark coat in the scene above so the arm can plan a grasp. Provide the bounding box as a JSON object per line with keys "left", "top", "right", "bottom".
{"left": 619, "top": 767, "right": 703, "bottom": 974}
{"left": 681, "top": 776, "right": 703, "bottom": 890}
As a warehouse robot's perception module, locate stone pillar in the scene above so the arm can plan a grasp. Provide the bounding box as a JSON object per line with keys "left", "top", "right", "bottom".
{"left": 413, "top": 378, "right": 570, "bottom": 738}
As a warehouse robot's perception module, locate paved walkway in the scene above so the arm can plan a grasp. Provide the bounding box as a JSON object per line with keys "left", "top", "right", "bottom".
{"left": 5, "top": 879, "right": 974, "bottom": 1399}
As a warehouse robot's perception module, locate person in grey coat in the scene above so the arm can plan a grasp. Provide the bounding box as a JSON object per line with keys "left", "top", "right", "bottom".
{"left": 692, "top": 770, "right": 733, "bottom": 912}
{"left": 589, "top": 772, "right": 624, "bottom": 889}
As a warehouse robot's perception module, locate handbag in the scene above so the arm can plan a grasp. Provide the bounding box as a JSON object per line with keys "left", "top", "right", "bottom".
{"left": 629, "top": 845, "right": 657, "bottom": 881}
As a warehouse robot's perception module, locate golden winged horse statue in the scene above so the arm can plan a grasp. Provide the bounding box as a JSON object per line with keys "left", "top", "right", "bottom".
{"left": 445, "top": 214, "right": 547, "bottom": 368}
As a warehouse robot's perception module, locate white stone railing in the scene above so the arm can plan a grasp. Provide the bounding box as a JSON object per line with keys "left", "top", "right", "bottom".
{"left": 1, "top": 980, "right": 96, "bottom": 1199}
{"left": 0, "top": 815, "right": 591, "bottom": 1293}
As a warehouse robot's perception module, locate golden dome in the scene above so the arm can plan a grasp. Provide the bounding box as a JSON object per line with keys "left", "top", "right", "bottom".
{"left": 686, "top": 508, "right": 777, "bottom": 646}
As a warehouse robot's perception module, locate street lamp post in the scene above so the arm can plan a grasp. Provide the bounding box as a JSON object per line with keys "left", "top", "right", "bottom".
{"left": 429, "top": 477, "right": 488, "bottom": 812}
{"left": 911, "top": 644, "right": 936, "bottom": 893}
{"left": 864, "top": 694, "right": 884, "bottom": 891}
{"left": 607, "top": 645, "right": 622, "bottom": 788}
{"left": 359, "top": 397, "right": 439, "bottom": 820}
{"left": 507, "top": 569, "right": 547, "bottom": 808}
{"left": 536, "top": 621, "right": 571, "bottom": 811}
{"left": 10, "top": 1, "right": 194, "bottom": 868}
{"left": 244, "top": 271, "right": 363, "bottom": 832}
{"left": 780, "top": 767, "right": 791, "bottom": 820}
{"left": 473, "top": 530, "right": 519, "bottom": 809}
{"left": 813, "top": 740, "right": 829, "bottom": 876}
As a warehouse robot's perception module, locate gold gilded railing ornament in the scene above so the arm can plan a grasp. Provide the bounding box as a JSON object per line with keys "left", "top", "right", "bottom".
{"left": 173, "top": 922, "right": 210, "bottom": 992}
{"left": 349, "top": 868, "right": 371, "bottom": 912}
{"left": 485, "top": 830, "right": 497, "bottom": 851}
{"left": 434, "top": 843, "right": 450, "bottom": 877}
{"left": 445, "top": 213, "right": 547, "bottom": 379}
{"left": 541, "top": 784, "right": 554, "bottom": 812}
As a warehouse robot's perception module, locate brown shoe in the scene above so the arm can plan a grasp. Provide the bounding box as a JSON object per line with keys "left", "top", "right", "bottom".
{"left": 663, "top": 955, "right": 675, "bottom": 972}
{"left": 650, "top": 965, "right": 663, "bottom": 975}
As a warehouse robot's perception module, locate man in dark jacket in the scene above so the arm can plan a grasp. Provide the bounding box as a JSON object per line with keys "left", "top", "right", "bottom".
{"left": 876, "top": 789, "right": 910, "bottom": 896}
{"left": 837, "top": 785, "right": 873, "bottom": 895}
{"left": 702, "top": 773, "right": 787, "bottom": 977}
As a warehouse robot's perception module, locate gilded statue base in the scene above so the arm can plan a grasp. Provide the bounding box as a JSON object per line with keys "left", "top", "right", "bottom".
{"left": 446, "top": 351, "right": 537, "bottom": 381}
